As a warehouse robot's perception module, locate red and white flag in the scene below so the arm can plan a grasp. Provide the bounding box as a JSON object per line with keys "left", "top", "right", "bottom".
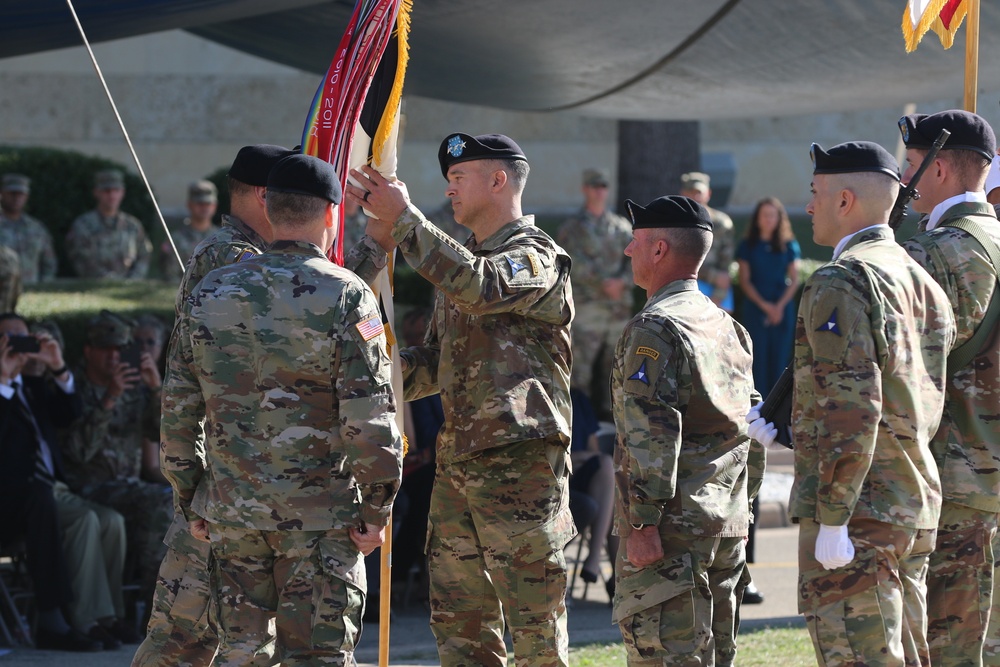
{"left": 903, "top": 0, "right": 968, "bottom": 51}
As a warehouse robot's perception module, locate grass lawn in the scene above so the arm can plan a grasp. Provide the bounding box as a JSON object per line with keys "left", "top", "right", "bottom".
{"left": 568, "top": 624, "right": 815, "bottom": 667}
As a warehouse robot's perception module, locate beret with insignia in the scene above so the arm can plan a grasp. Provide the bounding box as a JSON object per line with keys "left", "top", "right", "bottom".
{"left": 228, "top": 144, "right": 297, "bottom": 187}
{"left": 267, "top": 154, "right": 342, "bottom": 204}
{"left": 438, "top": 133, "right": 527, "bottom": 178}
{"left": 625, "top": 195, "right": 713, "bottom": 232}
{"left": 810, "top": 141, "right": 900, "bottom": 181}
{"left": 898, "top": 110, "right": 996, "bottom": 161}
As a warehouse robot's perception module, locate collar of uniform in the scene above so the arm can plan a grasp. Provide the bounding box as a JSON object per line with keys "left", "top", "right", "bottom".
{"left": 267, "top": 239, "right": 327, "bottom": 257}
{"left": 468, "top": 215, "right": 536, "bottom": 252}
{"left": 928, "top": 191, "right": 987, "bottom": 231}
{"left": 645, "top": 278, "right": 700, "bottom": 306}
{"left": 222, "top": 214, "right": 267, "bottom": 249}
{"left": 833, "top": 223, "right": 892, "bottom": 259}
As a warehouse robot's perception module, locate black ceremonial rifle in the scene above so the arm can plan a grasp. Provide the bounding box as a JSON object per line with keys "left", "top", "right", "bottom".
{"left": 756, "top": 128, "right": 951, "bottom": 448}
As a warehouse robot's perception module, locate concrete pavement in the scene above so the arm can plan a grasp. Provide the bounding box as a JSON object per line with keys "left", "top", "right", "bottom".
{"left": 0, "top": 451, "right": 800, "bottom": 666}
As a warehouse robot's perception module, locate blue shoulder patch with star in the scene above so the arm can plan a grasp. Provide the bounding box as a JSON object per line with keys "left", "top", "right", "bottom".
{"left": 815, "top": 307, "right": 841, "bottom": 336}
{"left": 628, "top": 359, "right": 650, "bottom": 385}
{"left": 506, "top": 256, "right": 528, "bottom": 276}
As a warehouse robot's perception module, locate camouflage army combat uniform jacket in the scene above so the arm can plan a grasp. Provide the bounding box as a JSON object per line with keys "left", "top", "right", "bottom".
{"left": 697, "top": 207, "right": 735, "bottom": 302}
{"left": 611, "top": 279, "right": 763, "bottom": 535}
{"left": 161, "top": 220, "right": 218, "bottom": 281}
{"left": 0, "top": 211, "right": 57, "bottom": 282}
{"left": 903, "top": 201, "right": 1000, "bottom": 512}
{"left": 789, "top": 225, "right": 956, "bottom": 529}
{"left": 556, "top": 208, "right": 634, "bottom": 315}
{"left": 162, "top": 240, "right": 403, "bottom": 531}
{"left": 394, "top": 204, "right": 574, "bottom": 464}
{"left": 62, "top": 371, "right": 160, "bottom": 494}
{"left": 66, "top": 209, "right": 152, "bottom": 279}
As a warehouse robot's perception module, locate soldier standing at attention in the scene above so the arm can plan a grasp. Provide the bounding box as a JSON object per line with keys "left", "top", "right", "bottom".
{"left": 750, "top": 141, "right": 955, "bottom": 667}
{"left": 0, "top": 173, "right": 58, "bottom": 282}
{"left": 349, "top": 132, "right": 576, "bottom": 667}
{"left": 679, "top": 172, "right": 735, "bottom": 312}
{"left": 556, "top": 167, "right": 633, "bottom": 418}
{"left": 160, "top": 153, "right": 402, "bottom": 665}
{"left": 160, "top": 180, "right": 219, "bottom": 281}
{"left": 66, "top": 169, "right": 151, "bottom": 279}
{"left": 896, "top": 110, "right": 1000, "bottom": 667}
{"left": 610, "top": 195, "right": 761, "bottom": 667}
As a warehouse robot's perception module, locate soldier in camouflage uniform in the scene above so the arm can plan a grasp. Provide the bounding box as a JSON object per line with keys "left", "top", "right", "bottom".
{"left": 61, "top": 310, "right": 172, "bottom": 619}
{"left": 680, "top": 172, "right": 735, "bottom": 313}
{"left": 751, "top": 142, "right": 955, "bottom": 667}
{"left": 135, "top": 144, "right": 390, "bottom": 667}
{"left": 66, "top": 170, "right": 152, "bottom": 279}
{"left": 161, "top": 153, "right": 402, "bottom": 666}
{"left": 0, "top": 244, "right": 20, "bottom": 313}
{"left": 349, "top": 132, "right": 575, "bottom": 667}
{"left": 557, "top": 168, "right": 633, "bottom": 417}
{"left": 609, "top": 195, "right": 761, "bottom": 667}
{"left": 0, "top": 174, "right": 58, "bottom": 282}
{"left": 895, "top": 111, "right": 1000, "bottom": 667}
{"left": 338, "top": 194, "right": 369, "bottom": 254}
{"left": 160, "top": 180, "right": 219, "bottom": 282}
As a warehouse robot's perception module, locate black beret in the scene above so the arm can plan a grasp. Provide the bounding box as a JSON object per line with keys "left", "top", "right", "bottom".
{"left": 438, "top": 133, "right": 527, "bottom": 178}
{"left": 898, "top": 110, "right": 996, "bottom": 161}
{"left": 624, "top": 196, "right": 713, "bottom": 232}
{"left": 810, "top": 141, "right": 900, "bottom": 181}
{"left": 266, "top": 154, "right": 342, "bottom": 204}
{"left": 228, "top": 144, "right": 296, "bottom": 187}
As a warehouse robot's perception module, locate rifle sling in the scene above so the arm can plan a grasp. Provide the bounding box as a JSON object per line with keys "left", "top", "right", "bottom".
{"left": 940, "top": 215, "right": 1000, "bottom": 374}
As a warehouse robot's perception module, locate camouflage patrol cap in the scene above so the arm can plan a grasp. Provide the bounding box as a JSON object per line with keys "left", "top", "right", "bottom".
{"left": 810, "top": 141, "right": 900, "bottom": 181}
{"left": 267, "top": 154, "right": 342, "bottom": 204}
{"left": 898, "top": 110, "right": 996, "bottom": 161}
{"left": 680, "top": 172, "right": 710, "bottom": 193}
{"left": 94, "top": 170, "right": 125, "bottom": 190}
{"left": 625, "top": 195, "right": 713, "bottom": 232}
{"left": 438, "top": 133, "right": 527, "bottom": 178}
{"left": 582, "top": 168, "right": 610, "bottom": 187}
{"left": 228, "top": 144, "right": 296, "bottom": 187}
{"left": 188, "top": 180, "right": 218, "bottom": 203}
{"left": 1, "top": 174, "right": 30, "bottom": 193}
{"left": 86, "top": 309, "right": 135, "bottom": 348}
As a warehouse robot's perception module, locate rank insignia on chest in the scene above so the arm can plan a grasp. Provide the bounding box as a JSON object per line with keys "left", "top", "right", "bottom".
{"left": 628, "top": 358, "right": 650, "bottom": 385}
{"left": 356, "top": 315, "right": 385, "bottom": 341}
{"left": 507, "top": 256, "right": 529, "bottom": 276}
{"left": 815, "top": 307, "right": 842, "bottom": 336}
{"left": 236, "top": 249, "right": 257, "bottom": 262}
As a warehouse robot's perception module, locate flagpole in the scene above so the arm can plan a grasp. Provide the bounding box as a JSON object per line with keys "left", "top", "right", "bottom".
{"left": 964, "top": 0, "right": 980, "bottom": 112}
{"left": 379, "top": 515, "right": 392, "bottom": 667}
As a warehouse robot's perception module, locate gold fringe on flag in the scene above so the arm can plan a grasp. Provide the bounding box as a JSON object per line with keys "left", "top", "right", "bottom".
{"left": 902, "top": 0, "right": 966, "bottom": 52}
{"left": 372, "top": 0, "right": 412, "bottom": 165}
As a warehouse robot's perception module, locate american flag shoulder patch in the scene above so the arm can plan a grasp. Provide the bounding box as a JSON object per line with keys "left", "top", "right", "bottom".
{"left": 356, "top": 315, "right": 385, "bottom": 341}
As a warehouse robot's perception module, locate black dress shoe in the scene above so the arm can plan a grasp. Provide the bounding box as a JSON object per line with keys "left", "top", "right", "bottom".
{"left": 88, "top": 624, "right": 122, "bottom": 650}
{"left": 35, "top": 627, "right": 103, "bottom": 652}
{"left": 742, "top": 586, "right": 765, "bottom": 604}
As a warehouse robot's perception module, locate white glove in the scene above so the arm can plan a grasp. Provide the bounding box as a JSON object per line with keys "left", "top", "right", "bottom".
{"left": 745, "top": 407, "right": 779, "bottom": 450}
{"left": 815, "top": 524, "right": 855, "bottom": 570}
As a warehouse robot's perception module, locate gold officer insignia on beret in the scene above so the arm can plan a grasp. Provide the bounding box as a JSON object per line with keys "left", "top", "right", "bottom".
{"left": 636, "top": 346, "right": 660, "bottom": 360}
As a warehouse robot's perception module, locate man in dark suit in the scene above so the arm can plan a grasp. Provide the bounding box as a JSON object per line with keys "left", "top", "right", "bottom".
{"left": 0, "top": 313, "right": 126, "bottom": 651}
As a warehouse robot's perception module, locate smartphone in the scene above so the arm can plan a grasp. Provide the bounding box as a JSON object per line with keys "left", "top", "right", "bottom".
{"left": 6, "top": 334, "right": 40, "bottom": 354}
{"left": 120, "top": 343, "right": 143, "bottom": 370}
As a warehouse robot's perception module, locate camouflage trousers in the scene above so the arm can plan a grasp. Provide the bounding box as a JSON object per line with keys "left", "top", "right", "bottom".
{"left": 210, "top": 524, "right": 366, "bottom": 667}
{"left": 84, "top": 479, "right": 173, "bottom": 605}
{"left": 927, "top": 502, "right": 998, "bottom": 667}
{"left": 132, "top": 513, "right": 220, "bottom": 667}
{"left": 985, "top": 527, "right": 1000, "bottom": 666}
{"left": 427, "top": 439, "right": 576, "bottom": 667}
{"left": 613, "top": 533, "right": 747, "bottom": 667}
{"left": 570, "top": 303, "right": 629, "bottom": 408}
{"left": 798, "top": 518, "right": 936, "bottom": 667}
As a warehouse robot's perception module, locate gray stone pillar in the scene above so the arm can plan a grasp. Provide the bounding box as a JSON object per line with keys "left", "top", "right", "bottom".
{"left": 616, "top": 121, "right": 700, "bottom": 211}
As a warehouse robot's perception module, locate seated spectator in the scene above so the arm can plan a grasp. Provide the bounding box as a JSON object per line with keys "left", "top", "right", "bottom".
{"left": 66, "top": 170, "right": 151, "bottom": 279}
{"left": 0, "top": 314, "right": 130, "bottom": 651}
{"left": 0, "top": 174, "right": 57, "bottom": 283}
{"left": 161, "top": 181, "right": 219, "bottom": 281}
{"left": 133, "top": 313, "right": 168, "bottom": 375}
{"left": 569, "top": 387, "right": 617, "bottom": 600}
{"left": 60, "top": 310, "right": 172, "bottom": 611}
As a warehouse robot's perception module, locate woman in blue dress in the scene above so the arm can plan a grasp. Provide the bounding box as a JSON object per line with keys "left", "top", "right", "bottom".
{"left": 737, "top": 196, "right": 801, "bottom": 396}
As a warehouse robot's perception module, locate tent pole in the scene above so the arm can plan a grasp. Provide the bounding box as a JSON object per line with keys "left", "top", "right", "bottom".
{"left": 964, "top": 0, "right": 980, "bottom": 112}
